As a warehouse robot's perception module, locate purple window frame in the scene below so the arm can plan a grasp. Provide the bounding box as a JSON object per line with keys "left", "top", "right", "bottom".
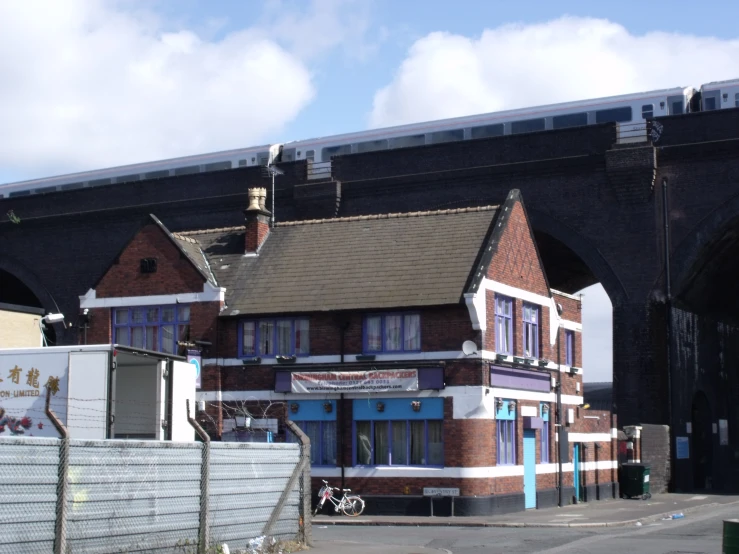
{"left": 287, "top": 420, "right": 336, "bottom": 466}
{"left": 495, "top": 295, "right": 513, "bottom": 354}
{"left": 239, "top": 318, "right": 310, "bottom": 358}
{"left": 522, "top": 303, "right": 539, "bottom": 358}
{"left": 541, "top": 421, "right": 550, "bottom": 463}
{"left": 497, "top": 419, "right": 516, "bottom": 465}
{"left": 363, "top": 313, "right": 421, "bottom": 354}
{"left": 565, "top": 330, "right": 574, "bottom": 366}
{"left": 113, "top": 305, "right": 190, "bottom": 354}
{"left": 352, "top": 420, "right": 443, "bottom": 466}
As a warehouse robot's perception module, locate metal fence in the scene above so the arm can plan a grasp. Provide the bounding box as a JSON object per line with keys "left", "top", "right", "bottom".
{"left": 0, "top": 433, "right": 309, "bottom": 553}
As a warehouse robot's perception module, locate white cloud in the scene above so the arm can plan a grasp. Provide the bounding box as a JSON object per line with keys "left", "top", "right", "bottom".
{"left": 370, "top": 17, "right": 739, "bottom": 127}
{"left": 0, "top": 0, "right": 316, "bottom": 179}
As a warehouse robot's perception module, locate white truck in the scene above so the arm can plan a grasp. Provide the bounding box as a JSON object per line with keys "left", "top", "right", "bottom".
{"left": 0, "top": 344, "right": 196, "bottom": 441}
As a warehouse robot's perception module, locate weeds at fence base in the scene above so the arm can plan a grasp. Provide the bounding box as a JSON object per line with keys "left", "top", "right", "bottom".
{"left": 174, "top": 536, "right": 305, "bottom": 554}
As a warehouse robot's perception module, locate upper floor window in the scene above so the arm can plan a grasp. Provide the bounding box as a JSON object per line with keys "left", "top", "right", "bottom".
{"left": 240, "top": 318, "right": 309, "bottom": 357}
{"left": 565, "top": 330, "right": 574, "bottom": 366}
{"left": 522, "top": 303, "right": 539, "bottom": 358}
{"left": 355, "top": 420, "right": 443, "bottom": 466}
{"left": 364, "top": 313, "right": 420, "bottom": 353}
{"left": 113, "top": 305, "right": 190, "bottom": 354}
{"left": 495, "top": 295, "right": 513, "bottom": 354}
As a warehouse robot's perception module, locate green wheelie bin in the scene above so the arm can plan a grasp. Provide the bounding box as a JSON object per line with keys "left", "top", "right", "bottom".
{"left": 619, "top": 463, "right": 651, "bottom": 500}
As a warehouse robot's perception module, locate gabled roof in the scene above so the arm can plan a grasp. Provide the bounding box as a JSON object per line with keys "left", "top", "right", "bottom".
{"left": 148, "top": 215, "right": 217, "bottom": 286}
{"left": 180, "top": 206, "right": 499, "bottom": 315}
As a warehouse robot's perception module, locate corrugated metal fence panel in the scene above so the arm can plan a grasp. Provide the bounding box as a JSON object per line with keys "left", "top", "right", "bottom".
{"left": 66, "top": 439, "right": 203, "bottom": 553}
{"left": 209, "top": 442, "right": 301, "bottom": 546}
{"left": 0, "top": 438, "right": 60, "bottom": 554}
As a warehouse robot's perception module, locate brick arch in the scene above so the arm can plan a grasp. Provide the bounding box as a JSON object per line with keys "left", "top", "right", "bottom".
{"left": 0, "top": 255, "right": 58, "bottom": 309}
{"left": 670, "top": 191, "right": 739, "bottom": 313}
{"left": 526, "top": 208, "right": 626, "bottom": 307}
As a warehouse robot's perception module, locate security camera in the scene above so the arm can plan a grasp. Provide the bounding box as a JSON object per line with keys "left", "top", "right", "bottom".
{"left": 42, "top": 313, "right": 65, "bottom": 324}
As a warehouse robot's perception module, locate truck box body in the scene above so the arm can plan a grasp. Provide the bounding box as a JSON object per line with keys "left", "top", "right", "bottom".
{"left": 0, "top": 344, "right": 196, "bottom": 441}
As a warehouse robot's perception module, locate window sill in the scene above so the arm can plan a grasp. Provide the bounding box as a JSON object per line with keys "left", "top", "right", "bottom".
{"left": 356, "top": 354, "right": 376, "bottom": 361}
{"left": 352, "top": 465, "right": 445, "bottom": 469}
{"left": 241, "top": 357, "right": 262, "bottom": 364}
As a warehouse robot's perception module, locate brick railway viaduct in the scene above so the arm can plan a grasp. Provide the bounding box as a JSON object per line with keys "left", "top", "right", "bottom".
{"left": 2, "top": 108, "right": 739, "bottom": 491}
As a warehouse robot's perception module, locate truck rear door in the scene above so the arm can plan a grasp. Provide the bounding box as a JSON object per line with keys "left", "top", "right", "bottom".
{"left": 67, "top": 350, "right": 109, "bottom": 439}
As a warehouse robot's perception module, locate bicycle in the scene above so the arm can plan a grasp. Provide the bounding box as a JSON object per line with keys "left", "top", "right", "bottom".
{"left": 313, "top": 480, "right": 365, "bottom": 516}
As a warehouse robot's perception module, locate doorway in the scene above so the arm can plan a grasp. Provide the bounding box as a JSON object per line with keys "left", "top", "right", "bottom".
{"left": 691, "top": 391, "right": 713, "bottom": 490}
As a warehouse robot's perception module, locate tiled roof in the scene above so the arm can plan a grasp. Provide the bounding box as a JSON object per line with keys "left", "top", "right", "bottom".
{"left": 181, "top": 206, "right": 499, "bottom": 315}
{"left": 148, "top": 215, "right": 217, "bottom": 286}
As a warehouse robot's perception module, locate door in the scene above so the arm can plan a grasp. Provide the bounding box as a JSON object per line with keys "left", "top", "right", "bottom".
{"left": 667, "top": 94, "right": 685, "bottom": 115}
{"left": 573, "top": 443, "right": 580, "bottom": 502}
{"left": 523, "top": 430, "right": 537, "bottom": 509}
{"left": 702, "top": 90, "right": 721, "bottom": 111}
{"left": 67, "top": 351, "right": 109, "bottom": 439}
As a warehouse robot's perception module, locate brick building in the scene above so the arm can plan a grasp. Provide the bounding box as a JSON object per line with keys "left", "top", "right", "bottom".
{"left": 79, "top": 188, "right": 616, "bottom": 516}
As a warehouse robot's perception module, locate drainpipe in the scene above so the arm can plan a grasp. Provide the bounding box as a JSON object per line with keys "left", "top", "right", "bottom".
{"left": 557, "top": 324, "right": 564, "bottom": 508}
{"left": 663, "top": 176, "right": 675, "bottom": 491}
{"left": 338, "top": 318, "right": 350, "bottom": 492}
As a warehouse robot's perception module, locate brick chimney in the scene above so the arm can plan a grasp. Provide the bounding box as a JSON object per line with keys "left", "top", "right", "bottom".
{"left": 244, "top": 187, "right": 271, "bottom": 254}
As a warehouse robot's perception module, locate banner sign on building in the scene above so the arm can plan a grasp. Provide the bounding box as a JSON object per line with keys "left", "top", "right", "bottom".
{"left": 187, "top": 350, "right": 202, "bottom": 389}
{"left": 291, "top": 369, "right": 418, "bottom": 394}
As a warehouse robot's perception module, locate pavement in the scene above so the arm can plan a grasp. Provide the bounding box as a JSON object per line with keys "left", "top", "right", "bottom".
{"left": 312, "top": 492, "right": 739, "bottom": 528}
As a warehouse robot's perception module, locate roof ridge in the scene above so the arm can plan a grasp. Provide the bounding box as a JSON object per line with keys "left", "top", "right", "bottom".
{"left": 276, "top": 205, "right": 499, "bottom": 227}
{"left": 172, "top": 232, "right": 198, "bottom": 244}
{"left": 178, "top": 225, "right": 245, "bottom": 236}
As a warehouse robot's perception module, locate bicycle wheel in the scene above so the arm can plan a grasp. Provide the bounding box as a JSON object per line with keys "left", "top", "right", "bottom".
{"left": 341, "top": 496, "right": 365, "bottom": 517}
{"left": 313, "top": 497, "right": 326, "bottom": 517}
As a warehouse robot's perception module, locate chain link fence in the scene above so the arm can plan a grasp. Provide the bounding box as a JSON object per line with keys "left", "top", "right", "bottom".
{"left": 0, "top": 434, "right": 309, "bottom": 553}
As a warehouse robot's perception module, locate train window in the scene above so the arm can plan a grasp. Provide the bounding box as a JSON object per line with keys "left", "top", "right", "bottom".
{"left": 281, "top": 148, "right": 296, "bottom": 162}
{"left": 356, "top": 139, "right": 388, "bottom": 153}
{"left": 238, "top": 159, "right": 247, "bottom": 167}
{"left": 204, "top": 161, "right": 232, "bottom": 172}
{"left": 641, "top": 104, "right": 654, "bottom": 119}
{"left": 470, "top": 124, "right": 504, "bottom": 139}
{"left": 88, "top": 178, "right": 112, "bottom": 187}
{"left": 115, "top": 174, "right": 141, "bottom": 184}
{"left": 671, "top": 101, "right": 683, "bottom": 115}
{"left": 174, "top": 166, "right": 200, "bottom": 176}
{"left": 257, "top": 152, "right": 270, "bottom": 165}
{"left": 595, "top": 106, "right": 632, "bottom": 123}
{"left": 552, "top": 112, "right": 587, "bottom": 129}
{"left": 390, "top": 134, "right": 425, "bottom": 148}
{"left": 306, "top": 150, "right": 315, "bottom": 162}
{"left": 511, "top": 118, "right": 545, "bottom": 134}
{"left": 35, "top": 186, "right": 59, "bottom": 194}
{"left": 735, "top": 93, "right": 739, "bottom": 108}
{"left": 322, "top": 144, "right": 351, "bottom": 160}
{"left": 144, "top": 170, "right": 170, "bottom": 179}
{"left": 60, "top": 182, "right": 84, "bottom": 190}
{"left": 9, "top": 190, "right": 31, "bottom": 197}
{"left": 429, "top": 129, "right": 464, "bottom": 144}
{"left": 704, "top": 97, "right": 717, "bottom": 111}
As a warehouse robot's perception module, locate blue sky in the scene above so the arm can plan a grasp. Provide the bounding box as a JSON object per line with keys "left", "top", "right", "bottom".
{"left": 1, "top": 0, "right": 737, "bottom": 381}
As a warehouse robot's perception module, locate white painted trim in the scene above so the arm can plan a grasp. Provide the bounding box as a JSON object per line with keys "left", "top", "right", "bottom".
{"left": 79, "top": 282, "right": 225, "bottom": 308}
{"left": 611, "top": 428, "right": 618, "bottom": 438}
{"left": 198, "top": 386, "right": 585, "bottom": 408}
{"left": 567, "top": 433, "right": 612, "bottom": 443}
{"left": 551, "top": 289, "right": 581, "bottom": 301}
{"left": 203, "top": 350, "right": 467, "bottom": 366}
{"left": 309, "top": 460, "right": 616, "bottom": 479}
{"left": 483, "top": 278, "right": 551, "bottom": 308}
{"left": 464, "top": 292, "right": 486, "bottom": 331}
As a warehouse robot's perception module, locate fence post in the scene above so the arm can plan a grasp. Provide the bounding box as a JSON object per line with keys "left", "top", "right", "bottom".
{"left": 187, "top": 399, "right": 210, "bottom": 554}
{"left": 286, "top": 420, "right": 313, "bottom": 547}
{"left": 46, "top": 385, "right": 68, "bottom": 554}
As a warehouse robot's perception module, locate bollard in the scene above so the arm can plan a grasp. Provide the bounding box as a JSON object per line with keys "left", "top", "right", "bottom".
{"left": 724, "top": 519, "right": 739, "bottom": 554}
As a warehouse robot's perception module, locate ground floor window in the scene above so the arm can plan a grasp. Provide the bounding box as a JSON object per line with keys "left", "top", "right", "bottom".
{"left": 288, "top": 420, "right": 337, "bottom": 466}
{"left": 497, "top": 419, "right": 516, "bottom": 465}
{"left": 355, "top": 420, "right": 443, "bottom": 466}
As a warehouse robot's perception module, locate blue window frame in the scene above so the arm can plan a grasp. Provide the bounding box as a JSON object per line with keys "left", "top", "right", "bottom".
{"left": 364, "top": 313, "right": 420, "bottom": 353}
{"left": 495, "top": 295, "right": 513, "bottom": 354}
{"left": 354, "top": 420, "right": 443, "bottom": 466}
{"left": 565, "top": 330, "right": 574, "bottom": 366}
{"left": 240, "top": 318, "right": 309, "bottom": 357}
{"left": 113, "top": 305, "right": 190, "bottom": 354}
{"left": 522, "top": 303, "right": 539, "bottom": 358}
{"left": 497, "top": 419, "right": 516, "bottom": 465}
{"left": 288, "top": 421, "right": 337, "bottom": 466}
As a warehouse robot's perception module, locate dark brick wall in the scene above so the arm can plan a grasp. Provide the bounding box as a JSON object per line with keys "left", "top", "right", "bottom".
{"left": 640, "top": 424, "right": 670, "bottom": 494}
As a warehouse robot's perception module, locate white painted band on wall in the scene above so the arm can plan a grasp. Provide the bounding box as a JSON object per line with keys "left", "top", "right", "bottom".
{"left": 308, "top": 459, "right": 618, "bottom": 479}
{"left": 566, "top": 433, "right": 613, "bottom": 443}
{"left": 79, "top": 282, "right": 225, "bottom": 308}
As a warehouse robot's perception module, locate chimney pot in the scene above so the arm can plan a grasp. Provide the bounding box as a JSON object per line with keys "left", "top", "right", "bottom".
{"left": 258, "top": 188, "right": 267, "bottom": 211}
{"left": 246, "top": 188, "right": 261, "bottom": 211}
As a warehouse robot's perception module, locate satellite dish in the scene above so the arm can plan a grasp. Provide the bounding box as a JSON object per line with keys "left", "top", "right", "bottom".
{"left": 462, "top": 340, "right": 478, "bottom": 356}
